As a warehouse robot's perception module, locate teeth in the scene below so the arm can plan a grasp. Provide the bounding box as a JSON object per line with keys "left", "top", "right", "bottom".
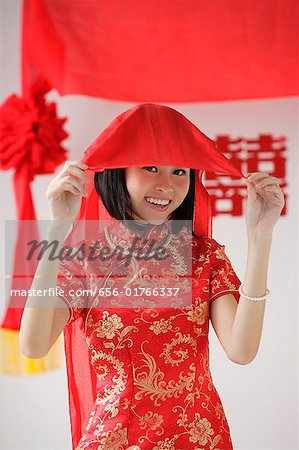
{"left": 145, "top": 197, "right": 170, "bottom": 206}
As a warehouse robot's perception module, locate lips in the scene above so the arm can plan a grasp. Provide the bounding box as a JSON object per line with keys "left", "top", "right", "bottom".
{"left": 144, "top": 197, "right": 172, "bottom": 211}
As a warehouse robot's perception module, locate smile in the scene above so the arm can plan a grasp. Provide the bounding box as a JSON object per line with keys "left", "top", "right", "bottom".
{"left": 144, "top": 196, "right": 172, "bottom": 210}
{"left": 145, "top": 196, "right": 171, "bottom": 205}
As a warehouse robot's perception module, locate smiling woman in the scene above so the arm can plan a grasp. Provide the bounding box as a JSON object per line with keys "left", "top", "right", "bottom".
{"left": 125, "top": 166, "right": 190, "bottom": 220}
{"left": 19, "top": 103, "right": 285, "bottom": 450}
{"left": 94, "top": 165, "right": 197, "bottom": 236}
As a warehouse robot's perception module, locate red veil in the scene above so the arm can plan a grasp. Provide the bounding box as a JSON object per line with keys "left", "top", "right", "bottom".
{"left": 63, "top": 103, "right": 246, "bottom": 448}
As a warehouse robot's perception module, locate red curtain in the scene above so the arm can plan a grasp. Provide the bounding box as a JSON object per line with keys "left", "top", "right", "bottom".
{"left": 24, "top": 0, "right": 299, "bottom": 102}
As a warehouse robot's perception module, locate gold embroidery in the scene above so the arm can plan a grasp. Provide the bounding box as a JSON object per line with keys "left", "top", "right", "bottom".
{"left": 95, "top": 311, "right": 124, "bottom": 339}
{"left": 133, "top": 341, "right": 196, "bottom": 406}
{"left": 69, "top": 235, "right": 236, "bottom": 449}
{"left": 98, "top": 423, "right": 128, "bottom": 449}
{"left": 138, "top": 411, "right": 164, "bottom": 431}
{"left": 152, "top": 436, "right": 178, "bottom": 450}
{"left": 159, "top": 332, "right": 197, "bottom": 366}
{"left": 189, "top": 414, "right": 215, "bottom": 445}
{"left": 149, "top": 317, "right": 174, "bottom": 335}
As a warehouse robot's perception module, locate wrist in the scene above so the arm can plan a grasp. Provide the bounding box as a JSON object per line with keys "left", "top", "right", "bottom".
{"left": 47, "top": 220, "right": 73, "bottom": 239}
{"left": 247, "top": 227, "right": 273, "bottom": 243}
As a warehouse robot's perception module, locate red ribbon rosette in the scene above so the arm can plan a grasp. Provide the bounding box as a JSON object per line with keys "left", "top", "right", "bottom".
{"left": 0, "top": 85, "right": 68, "bottom": 347}
{"left": 0, "top": 89, "right": 68, "bottom": 183}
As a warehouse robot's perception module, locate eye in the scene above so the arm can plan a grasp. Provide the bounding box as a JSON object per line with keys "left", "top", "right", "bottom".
{"left": 143, "top": 167, "right": 187, "bottom": 176}
{"left": 174, "top": 169, "right": 187, "bottom": 176}
{"left": 143, "top": 166, "right": 157, "bottom": 172}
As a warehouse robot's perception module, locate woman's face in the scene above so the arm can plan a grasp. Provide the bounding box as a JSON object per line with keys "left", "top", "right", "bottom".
{"left": 125, "top": 166, "right": 190, "bottom": 224}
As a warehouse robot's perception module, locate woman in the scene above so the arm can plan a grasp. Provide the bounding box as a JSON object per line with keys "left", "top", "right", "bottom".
{"left": 20, "top": 103, "right": 285, "bottom": 449}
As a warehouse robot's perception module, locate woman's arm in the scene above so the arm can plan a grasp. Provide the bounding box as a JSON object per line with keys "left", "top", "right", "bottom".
{"left": 227, "top": 232, "right": 272, "bottom": 364}
{"left": 210, "top": 172, "right": 284, "bottom": 364}
{"left": 19, "top": 160, "right": 88, "bottom": 358}
{"left": 210, "top": 232, "right": 271, "bottom": 365}
{"left": 19, "top": 222, "right": 72, "bottom": 358}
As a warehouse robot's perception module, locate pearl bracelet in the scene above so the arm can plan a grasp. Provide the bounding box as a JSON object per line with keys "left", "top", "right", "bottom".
{"left": 238, "top": 284, "right": 270, "bottom": 301}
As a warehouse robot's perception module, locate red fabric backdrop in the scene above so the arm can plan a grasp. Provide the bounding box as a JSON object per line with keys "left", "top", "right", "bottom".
{"left": 24, "top": 0, "right": 299, "bottom": 102}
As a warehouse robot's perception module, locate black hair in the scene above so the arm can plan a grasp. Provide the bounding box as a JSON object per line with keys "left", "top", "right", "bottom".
{"left": 94, "top": 168, "right": 202, "bottom": 239}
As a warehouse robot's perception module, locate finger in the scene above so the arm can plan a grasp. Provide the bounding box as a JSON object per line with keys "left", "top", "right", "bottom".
{"left": 61, "top": 178, "right": 87, "bottom": 196}
{"left": 66, "top": 160, "right": 88, "bottom": 170}
{"left": 247, "top": 172, "right": 270, "bottom": 177}
{"left": 254, "top": 183, "right": 285, "bottom": 205}
{"left": 247, "top": 172, "right": 270, "bottom": 180}
{"left": 63, "top": 182, "right": 82, "bottom": 196}
{"left": 76, "top": 160, "right": 88, "bottom": 170}
{"left": 254, "top": 178, "right": 281, "bottom": 189}
{"left": 245, "top": 179, "right": 257, "bottom": 200}
{"left": 247, "top": 172, "right": 270, "bottom": 182}
{"left": 61, "top": 160, "right": 88, "bottom": 176}
{"left": 262, "top": 188, "right": 285, "bottom": 207}
{"left": 60, "top": 165, "right": 89, "bottom": 184}
{"left": 69, "top": 160, "right": 89, "bottom": 175}
{"left": 47, "top": 182, "right": 80, "bottom": 199}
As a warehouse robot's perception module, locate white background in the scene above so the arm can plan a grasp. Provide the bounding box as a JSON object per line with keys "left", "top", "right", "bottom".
{"left": 0, "top": 1, "right": 298, "bottom": 449}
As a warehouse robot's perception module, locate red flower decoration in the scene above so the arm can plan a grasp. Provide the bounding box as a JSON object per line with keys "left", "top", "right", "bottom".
{"left": 0, "top": 90, "right": 68, "bottom": 181}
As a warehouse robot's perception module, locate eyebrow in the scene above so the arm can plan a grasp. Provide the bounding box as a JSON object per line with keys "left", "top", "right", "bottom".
{"left": 173, "top": 167, "right": 189, "bottom": 170}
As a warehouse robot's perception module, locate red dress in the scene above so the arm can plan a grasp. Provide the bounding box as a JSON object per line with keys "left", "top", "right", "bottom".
{"left": 57, "top": 222, "right": 241, "bottom": 450}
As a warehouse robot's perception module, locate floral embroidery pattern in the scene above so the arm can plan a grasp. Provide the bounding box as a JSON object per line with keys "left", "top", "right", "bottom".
{"left": 138, "top": 411, "right": 164, "bottom": 431}
{"left": 159, "top": 332, "right": 197, "bottom": 366}
{"left": 95, "top": 311, "right": 124, "bottom": 339}
{"left": 133, "top": 341, "right": 196, "bottom": 407}
{"left": 57, "top": 227, "right": 241, "bottom": 449}
{"left": 149, "top": 317, "right": 174, "bottom": 335}
{"left": 97, "top": 423, "right": 128, "bottom": 449}
{"left": 189, "top": 414, "right": 215, "bottom": 445}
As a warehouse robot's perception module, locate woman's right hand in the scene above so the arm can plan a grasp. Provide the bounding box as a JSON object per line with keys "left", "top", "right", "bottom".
{"left": 46, "top": 160, "right": 89, "bottom": 221}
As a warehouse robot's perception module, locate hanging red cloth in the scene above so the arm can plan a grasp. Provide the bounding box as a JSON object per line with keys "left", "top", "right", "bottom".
{"left": 61, "top": 103, "right": 246, "bottom": 448}
{"left": 23, "top": 0, "right": 299, "bottom": 102}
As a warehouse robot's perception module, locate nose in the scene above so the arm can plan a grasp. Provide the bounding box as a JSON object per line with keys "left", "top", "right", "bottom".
{"left": 155, "top": 172, "right": 173, "bottom": 192}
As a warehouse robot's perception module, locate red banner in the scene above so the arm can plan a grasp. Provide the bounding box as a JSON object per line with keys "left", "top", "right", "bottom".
{"left": 24, "top": 0, "right": 299, "bottom": 102}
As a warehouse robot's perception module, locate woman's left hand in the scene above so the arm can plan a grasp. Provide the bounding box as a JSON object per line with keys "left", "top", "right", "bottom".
{"left": 245, "top": 172, "right": 285, "bottom": 236}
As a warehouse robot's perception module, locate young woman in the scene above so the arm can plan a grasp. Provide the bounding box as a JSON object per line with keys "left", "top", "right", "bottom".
{"left": 20, "top": 104, "right": 285, "bottom": 450}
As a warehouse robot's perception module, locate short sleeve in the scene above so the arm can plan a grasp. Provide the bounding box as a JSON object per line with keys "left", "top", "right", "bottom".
{"left": 56, "top": 255, "right": 88, "bottom": 326}
{"left": 209, "top": 238, "right": 241, "bottom": 303}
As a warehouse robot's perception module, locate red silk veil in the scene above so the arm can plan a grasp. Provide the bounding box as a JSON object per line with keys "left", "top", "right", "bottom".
{"left": 63, "top": 103, "right": 246, "bottom": 449}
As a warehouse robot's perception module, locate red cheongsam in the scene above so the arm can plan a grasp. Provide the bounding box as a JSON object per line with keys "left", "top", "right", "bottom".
{"left": 57, "top": 222, "right": 241, "bottom": 450}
